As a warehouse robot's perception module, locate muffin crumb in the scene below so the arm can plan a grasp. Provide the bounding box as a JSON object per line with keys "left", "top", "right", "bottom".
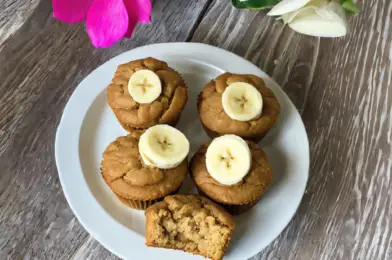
{"left": 145, "top": 195, "right": 235, "bottom": 260}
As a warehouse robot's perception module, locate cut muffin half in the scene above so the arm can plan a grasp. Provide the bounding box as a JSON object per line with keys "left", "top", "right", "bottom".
{"left": 145, "top": 194, "right": 235, "bottom": 260}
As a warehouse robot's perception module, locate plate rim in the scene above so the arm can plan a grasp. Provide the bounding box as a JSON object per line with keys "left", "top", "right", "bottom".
{"left": 55, "top": 42, "right": 309, "bottom": 260}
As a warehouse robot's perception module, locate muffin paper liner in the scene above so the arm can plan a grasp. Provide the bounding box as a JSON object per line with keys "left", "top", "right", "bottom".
{"left": 223, "top": 199, "right": 260, "bottom": 215}
{"left": 115, "top": 195, "right": 161, "bottom": 209}
{"left": 113, "top": 186, "right": 182, "bottom": 210}
{"left": 196, "top": 187, "right": 260, "bottom": 215}
{"left": 200, "top": 119, "right": 265, "bottom": 143}
{"left": 118, "top": 104, "right": 183, "bottom": 134}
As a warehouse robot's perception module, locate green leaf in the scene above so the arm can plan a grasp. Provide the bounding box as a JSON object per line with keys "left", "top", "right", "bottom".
{"left": 232, "top": 0, "right": 281, "bottom": 10}
{"left": 341, "top": 0, "right": 360, "bottom": 14}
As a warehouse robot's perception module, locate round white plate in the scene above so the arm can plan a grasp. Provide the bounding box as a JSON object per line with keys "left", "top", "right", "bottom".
{"left": 55, "top": 43, "right": 309, "bottom": 260}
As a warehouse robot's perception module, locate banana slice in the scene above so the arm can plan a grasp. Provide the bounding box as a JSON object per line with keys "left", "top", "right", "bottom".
{"left": 206, "top": 135, "right": 251, "bottom": 185}
{"left": 128, "top": 69, "right": 162, "bottom": 104}
{"left": 139, "top": 148, "right": 154, "bottom": 167}
{"left": 139, "top": 125, "right": 190, "bottom": 169}
{"left": 222, "top": 82, "right": 263, "bottom": 121}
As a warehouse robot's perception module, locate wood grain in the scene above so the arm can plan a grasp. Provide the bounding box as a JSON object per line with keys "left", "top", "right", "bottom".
{"left": 0, "top": 0, "right": 40, "bottom": 49}
{"left": 192, "top": 0, "right": 392, "bottom": 260}
{"left": 1, "top": 0, "right": 391, "bottom": 259}
{"left": 0, "top": 0, "right": 210, "bottom": 259}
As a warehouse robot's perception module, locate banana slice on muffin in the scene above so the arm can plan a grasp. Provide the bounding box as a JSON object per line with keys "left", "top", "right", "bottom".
{"left": 101, "top": 125, "right": 190, "bottom": 210}
{"left": 206, "top": 135, "right": 251, "bottom": 185}
{"left": 190, "top": 135, "right": 273, "bottom": 215}
{"left": 128, "top": 69, "right": 162, "bottom": 104}
{"left": 139, "top": 124, "right": 190, "bottom": 169}
{"left": 107, "top": 57, "right": 188, "bottom": 134}
{"left": 222, "top": 82, "right": 263, "bottom": 122}
{"left": 198, "top": 72, "right": 280, "bottom": 143}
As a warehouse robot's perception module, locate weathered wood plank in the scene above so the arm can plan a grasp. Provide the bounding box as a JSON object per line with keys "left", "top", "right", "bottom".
{"left": 0, "top": 0, "right": 40, "bottom": 48}
{"left": 191, "top": 0, "right": 392, "bottom": 260}
{"left": 0, "top": 0, "right": 210, "bottom": 259}
{"left": 191, "top": 1, "right": 320, "bottom": 112}
{"left": 1, "top": 0, "right": 391, "bottom": 259}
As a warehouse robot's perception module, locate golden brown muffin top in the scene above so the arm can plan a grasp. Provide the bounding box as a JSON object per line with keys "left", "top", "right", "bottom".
{"left": 145, "top": 194, "right": 235, "bottom": 230}
{"left": 101, "top": 135, "right": 187, "bottom": 201}
{"left": 107, "top": 57, "right": 187, "bottom": 129}
{"left": 198, "top": 73, "right": 280, "bottom": 139}
{"left": 190, "top": 141, "right": 272, "bottom": 205}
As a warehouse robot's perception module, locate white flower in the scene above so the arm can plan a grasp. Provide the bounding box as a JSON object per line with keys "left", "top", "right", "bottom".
{"left": 268, "top": 0, "right": 348, "bottom": 37}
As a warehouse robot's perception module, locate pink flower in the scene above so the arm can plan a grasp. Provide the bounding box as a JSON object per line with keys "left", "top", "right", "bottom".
{"left": 52, "top": 0, "right": 152, "bottom": 48}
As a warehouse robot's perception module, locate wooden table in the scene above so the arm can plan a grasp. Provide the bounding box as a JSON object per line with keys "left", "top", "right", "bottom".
{"left": 1, "top": 0, "right": 391, "bottom": 259}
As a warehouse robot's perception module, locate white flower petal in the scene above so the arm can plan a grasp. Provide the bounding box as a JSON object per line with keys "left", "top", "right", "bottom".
{"left": 268, "top": 0, "right": 312, "bottom": 16}
{"left": 318, "top": 1, "right": 347, "bottom": 21}
{"left": 282, "top": 0, "right": 329, "bottom": 24}
{"left": 287, "top": 2, "right": 348, "bottom": 37}
{"left": 282, "top": 6, "right": 317, "bottom": 24}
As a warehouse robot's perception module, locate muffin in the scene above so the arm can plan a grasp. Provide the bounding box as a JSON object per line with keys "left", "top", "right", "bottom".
{"left": 145, "top": 194, "right": 235, "bottom": 260}
{"left": 107, "top": 57, "right": 187, "bottom": 135}
{"left": 190, "top": 135, "right": 273, "bottom": 215}
{"left": 101, "top": 125, "right": 190, "bottom": 209}
{"left": 198, "top": 72, "right": 280, "bottom": 143}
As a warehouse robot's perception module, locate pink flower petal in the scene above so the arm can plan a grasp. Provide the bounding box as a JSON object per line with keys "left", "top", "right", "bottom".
{"left": 137, "top": 0, "right": 152, "bottom": 23}
{"left": 86, "top": 0, "right": 129, "bottom": 48}
{"left": 52, "top": 0, "right": 93, "bottom": 23}
{"left": 123, "top": 0, "right": 152, "bottom": 38}
{"left": 123, "top": 16, "right": 138, "bottom": 38}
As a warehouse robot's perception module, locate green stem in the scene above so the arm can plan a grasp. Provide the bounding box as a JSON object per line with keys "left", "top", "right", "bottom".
{"left": 231, "top": 0, "right": 281, "bottom": 10}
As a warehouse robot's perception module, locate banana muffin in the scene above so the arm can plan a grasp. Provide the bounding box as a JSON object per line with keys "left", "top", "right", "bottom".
{"left": 101, "top": 125, "right": 189, "bottom": 209}
{"left": 190, "top": 135, "right": 273, "bottom": 215}
{"left": 145, "top": 194, "right": 235, "bottom": 260}
{"left": 198, "top": 72, "right": 280, "bottom": 143}
{"left": 107, "top": 57, "right": 187, "bottom": 134}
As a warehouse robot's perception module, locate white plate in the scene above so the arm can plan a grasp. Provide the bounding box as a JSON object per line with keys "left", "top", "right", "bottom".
{"left": 55, "top": 43, "right": 309, "bottom": 260}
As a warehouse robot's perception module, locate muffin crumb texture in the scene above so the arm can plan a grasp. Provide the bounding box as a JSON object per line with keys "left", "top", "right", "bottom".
{"left": 145, "top": 195, "right": 235, "bottom": 260}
